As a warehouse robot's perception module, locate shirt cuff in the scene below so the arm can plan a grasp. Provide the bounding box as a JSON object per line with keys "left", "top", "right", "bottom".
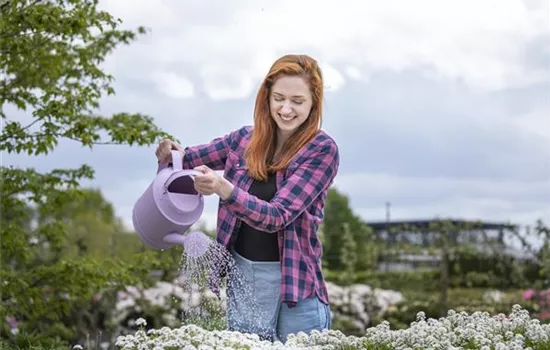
{"left": 221, "top": 183, "right": 240, "bottom": 205}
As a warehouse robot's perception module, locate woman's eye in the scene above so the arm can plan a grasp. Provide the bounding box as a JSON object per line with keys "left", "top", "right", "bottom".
{"left": 272, "top": 96, "right": 303, "bottom": 105}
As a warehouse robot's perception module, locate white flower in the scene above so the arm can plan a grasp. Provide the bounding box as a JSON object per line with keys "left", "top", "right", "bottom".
{"left": 135, "top": 318, "right": 147, "bottom": 327}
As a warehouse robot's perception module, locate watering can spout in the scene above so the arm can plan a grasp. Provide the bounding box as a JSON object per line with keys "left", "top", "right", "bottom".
{"left": 163, "top": 232, "right": 188, "bottom": 246}
{"left": 163, "top": 231, "right": 212, "bottom": 258}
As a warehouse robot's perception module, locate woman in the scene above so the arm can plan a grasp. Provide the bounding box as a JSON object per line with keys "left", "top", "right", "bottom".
{"left": 155, "top": 54, "right": 339, "bottom": 343}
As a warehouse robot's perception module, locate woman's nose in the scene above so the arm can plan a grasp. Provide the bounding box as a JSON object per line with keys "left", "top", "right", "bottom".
{"left": 279, "top": 102, "right": 292, "bottom": 114}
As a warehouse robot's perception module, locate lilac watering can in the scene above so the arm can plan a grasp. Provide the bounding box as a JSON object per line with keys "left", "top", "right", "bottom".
{"left": 132, "top": 150, "right": 211, "bottom": 256}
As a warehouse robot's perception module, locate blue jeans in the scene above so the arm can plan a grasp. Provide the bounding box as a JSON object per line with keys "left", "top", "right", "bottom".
{"left": 226, "top": 250, "right": 331, "bottom": 343}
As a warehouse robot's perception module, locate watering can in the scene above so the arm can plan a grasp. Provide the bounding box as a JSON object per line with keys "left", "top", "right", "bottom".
{"left": 132, "top": 150, "right": 211, "bottom": 255}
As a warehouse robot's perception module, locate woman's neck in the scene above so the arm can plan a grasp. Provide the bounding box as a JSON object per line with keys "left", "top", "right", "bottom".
{"left": 276, "top": 129, "right": 291, "bottom": 148}
{"left": 273, "top": 131, "right": 290, "bottom": 163}
{"left": 273, "top": 130, "right": 290, "bottom": 160}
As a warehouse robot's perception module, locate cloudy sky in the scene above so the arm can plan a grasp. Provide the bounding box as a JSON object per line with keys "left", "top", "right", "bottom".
{"left": 5, "top": 0, "right": 549, "bottom": 239}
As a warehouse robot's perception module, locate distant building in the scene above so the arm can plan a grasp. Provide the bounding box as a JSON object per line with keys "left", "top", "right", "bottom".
{"left": 362, "top": 218, "right": 531, "bottom": 272}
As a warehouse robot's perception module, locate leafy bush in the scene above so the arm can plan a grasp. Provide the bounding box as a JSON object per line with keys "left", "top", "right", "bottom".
{"left": 325, "top": 257, "right": 542, "bottom": 293}
{"left": 448, "top": 246, "right": 540, "bottom": 289}
{"left": 324, "top": 269, "right": 441, "bottom": 291}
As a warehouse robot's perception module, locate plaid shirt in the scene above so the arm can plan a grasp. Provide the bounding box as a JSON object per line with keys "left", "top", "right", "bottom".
{"left": 165, "top": 126, "right": 339, "bottom": 305}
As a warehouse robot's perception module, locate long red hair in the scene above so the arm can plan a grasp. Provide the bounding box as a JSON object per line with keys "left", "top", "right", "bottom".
{"left": 244, "top": 54, "right": 324, "bottom": 181}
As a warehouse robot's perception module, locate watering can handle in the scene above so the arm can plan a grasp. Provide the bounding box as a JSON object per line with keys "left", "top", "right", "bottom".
{"left": 171, "top": 150, "right": 183, "bottom": 170}
{"left": 168, "top": 150, "right": 201, "bottom": 181}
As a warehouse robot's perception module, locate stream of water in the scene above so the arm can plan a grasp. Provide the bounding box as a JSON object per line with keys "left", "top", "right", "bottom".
{"left": 174, "top": 233, "right": 275, "bottom": 338}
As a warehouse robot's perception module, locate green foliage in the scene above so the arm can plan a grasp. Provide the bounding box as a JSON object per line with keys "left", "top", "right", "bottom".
{"left": 322, "top": 188, "right": 379, "bottom": 271}
{"left": 0, "top": 0, "right": 175, "bottom": 346}
{"left": 325, "top": 269, "right": 441, "bottom": 291}
{"left": 532, "top": 220, "right": 550, "bottom": 288}
{"left": 0, "top": 336, "right": 67, "bottom": 350}
{"left": 340, "top": 223, "right": 358, "bottom": 285}
{"left": 448, "top": 245, "right": 539, "bottom": 289}
{"left": 0, "top": 0, "right": 172, "bottom": 153}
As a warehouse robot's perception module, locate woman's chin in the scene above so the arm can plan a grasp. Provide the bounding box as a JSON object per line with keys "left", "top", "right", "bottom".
{"left": 275, "top": 122, "right": 298, "bottom": 135}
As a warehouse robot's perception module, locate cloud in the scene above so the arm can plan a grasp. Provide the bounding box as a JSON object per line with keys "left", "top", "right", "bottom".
{"left": 344, "top": 66, "right": 363, "bottom": 81}
{"left": 100, "top": 0, "right": 549, "bottom": 101}
{"left": 335, "top": 172, "right": 549, "bottom": 207}
{"left": 511, "top": 105, "right": 550, "bottom": 139}
{"left": 200, "top": 65, "right": 255, "bottom": 100}
{"left": 320, "top": 72, "right": 549, "bottom": 183}
{"left": 152, "top": 70, "right": 195, "bottom": 99}
{"left": 334, "top": 171, "right": 550, "bottom": 239}
{"left": 321, "top": 63, "right": 346, "bottom": 92}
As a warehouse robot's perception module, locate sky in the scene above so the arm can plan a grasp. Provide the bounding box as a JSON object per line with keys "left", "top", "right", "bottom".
{"left": 3, "top": 0, "right": 549, "bottom": 244}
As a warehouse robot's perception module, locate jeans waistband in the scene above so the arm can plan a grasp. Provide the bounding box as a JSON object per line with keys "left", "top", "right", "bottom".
{"left": 231, "top": 249, "right": 281, "bottom": 269}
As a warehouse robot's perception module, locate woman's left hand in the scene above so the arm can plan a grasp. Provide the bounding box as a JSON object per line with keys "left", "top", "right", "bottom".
{"left": 193, "top": 165, "right": 234, "bottom": 200}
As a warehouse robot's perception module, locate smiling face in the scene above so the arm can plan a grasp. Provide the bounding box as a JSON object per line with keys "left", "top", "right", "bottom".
{"left": 269, "top": 75, "right": 313, "bottom": 142}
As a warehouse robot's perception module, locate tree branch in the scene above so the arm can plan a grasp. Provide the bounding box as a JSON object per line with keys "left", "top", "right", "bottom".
{"left": 20, "top": 117, "right": 42, "bottom": 133}
{"left": 0, "top": 117, "right": 44, "bottom": 143}
{"left": 65, "top": 136, "right": 120, "bottom": 146}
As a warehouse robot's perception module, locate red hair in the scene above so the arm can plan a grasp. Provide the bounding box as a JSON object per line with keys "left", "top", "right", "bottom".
{"left": 244, "top": 54, "right": 324, "bottom": 181}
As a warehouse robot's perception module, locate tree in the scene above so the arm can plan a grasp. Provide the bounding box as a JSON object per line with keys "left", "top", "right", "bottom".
{"left": 0, "top": 0, "right": 172, "bottom": 346}
{"left": 42, "top": 187, "right": 135, "bottom": 259}
{"left": 322, "top": 188, "right": 379, "bottom": 271}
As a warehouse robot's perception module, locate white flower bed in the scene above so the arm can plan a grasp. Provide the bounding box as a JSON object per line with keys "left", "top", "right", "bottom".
{"left": 113, "top": 281, "right": 225, "bottom": 328}
{"left": 115, "top": 305, "right": 550, "bottom": 349}
{"left": 327, "top": 282, "right": 404, "bottom": 331}
{"left": 112, "top": 279, "right": 402, "bottom": 332}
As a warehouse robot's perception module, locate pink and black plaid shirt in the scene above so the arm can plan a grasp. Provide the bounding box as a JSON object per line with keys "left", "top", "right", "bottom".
{"left": 163, "top": 126, "right": 339, "bottom": 305}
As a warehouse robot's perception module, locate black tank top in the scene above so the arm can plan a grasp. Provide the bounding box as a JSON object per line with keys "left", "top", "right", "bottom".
{"left": 233, "top": 172, "right": 279, "bottom": 261}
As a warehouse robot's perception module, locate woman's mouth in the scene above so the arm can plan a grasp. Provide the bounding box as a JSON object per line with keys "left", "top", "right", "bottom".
{"left": 279, "top": 114, "right": 296, "bottom": 122}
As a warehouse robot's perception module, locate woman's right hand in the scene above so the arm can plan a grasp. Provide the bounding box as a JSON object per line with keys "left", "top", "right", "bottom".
{"left": 155, "top": 139, "right": 185, "bottom": 163}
